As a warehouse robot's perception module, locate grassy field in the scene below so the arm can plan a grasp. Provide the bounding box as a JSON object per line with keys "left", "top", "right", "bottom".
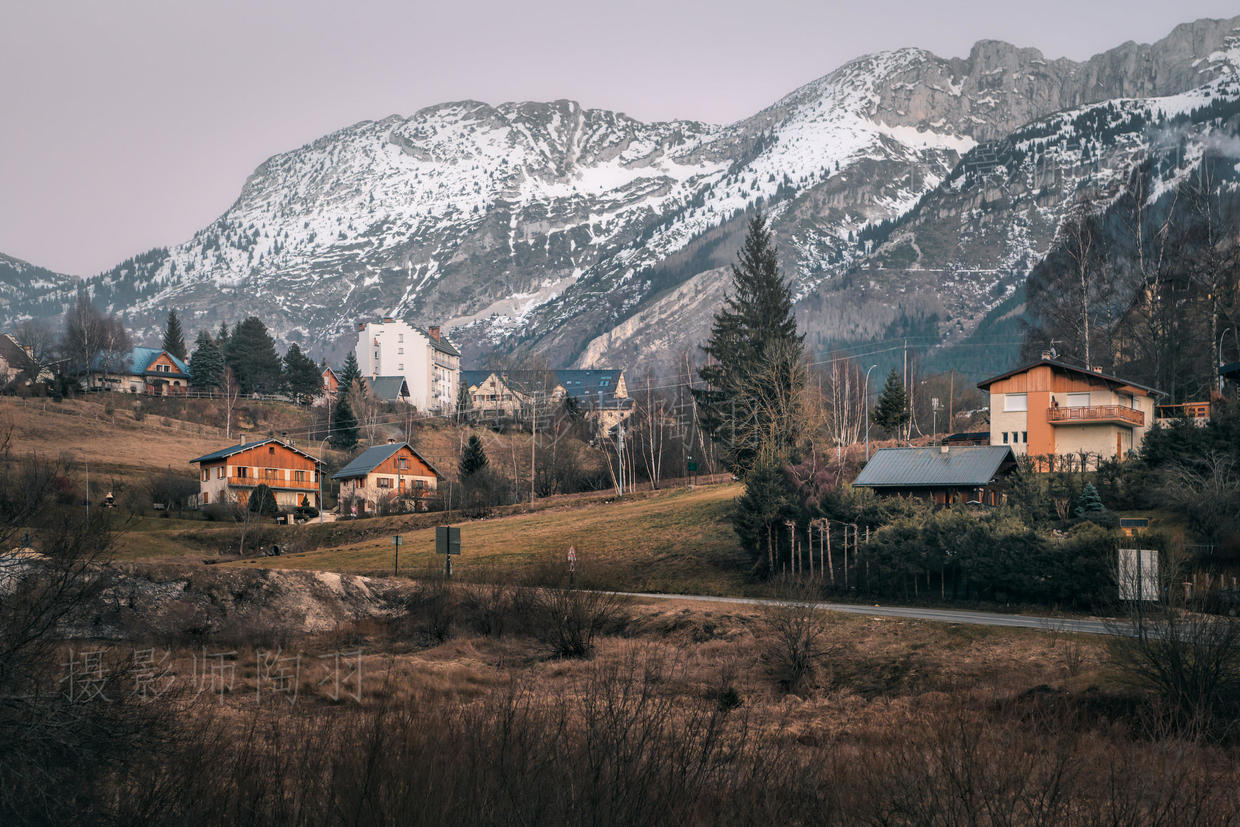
{"left": 232, "top": 483, "right": 751, "bottom": 594}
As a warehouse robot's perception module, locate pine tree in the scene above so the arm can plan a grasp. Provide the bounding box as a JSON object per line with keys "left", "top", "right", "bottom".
{"left": 216, "top": 321, "right": 230, "bottom": 352}
{"left": 282, "top": 342, "right": 323, "bottom": 404}
{"left": 731, "top": 456, "right": 796, "bottom": 578}
{"left": 1074, "top": 482, "right": 1106, "bottom": 517}
{"left": 330, "top": 395, "right": 359, "bottom": 449}
{"left": 872, "top": 369, "right": 911, "bottom": 438}
{"left": 188, "top": 330, "right": 224, "bottom": 390}
{"left": 694, "top": 211, "right": 805, "bottom": 474}
{"left": 247, "top": 483, "right": 280, "bottom": 517}
{"left": 225, "top": 317, "right": 282, "bottom": 394}
{"left": 337, "top": 351, "right": 362, "bottom": 400}
{"left": 161, "top": 310, "right": 187, "bottom": 361}
{"left": 459, "top": 435, "right": 489, "bottom": 478}
{"left": 456, "top": 382, "right": 472, "bottom": 421}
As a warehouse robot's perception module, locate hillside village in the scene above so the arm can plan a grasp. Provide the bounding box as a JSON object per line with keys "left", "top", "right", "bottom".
{"left": 5, "top": 10, "right": 1240, "bottom": 824}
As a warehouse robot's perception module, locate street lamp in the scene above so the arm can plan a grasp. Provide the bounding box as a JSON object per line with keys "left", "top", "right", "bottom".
{"left": 863, "top": 364, "right": 878, "bottom": 461}
{"left": 318, "top": 436, "right": 331, "bottom": 523}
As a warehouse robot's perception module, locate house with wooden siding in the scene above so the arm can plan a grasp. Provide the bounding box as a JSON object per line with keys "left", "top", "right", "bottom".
{"left": 332, "top": 441, "right": 442, "bottom": 514}
{"left": 86, "top": 346, "right": 191, "bottom": 396}
{"left": 189, "top": 438, "right": 324, "bottom": 510}
{"left": 977, "top": 356, "right": 1162, "bottom": 469}
{"left": 461, "top": 368, "right": 632, "bottom": 429}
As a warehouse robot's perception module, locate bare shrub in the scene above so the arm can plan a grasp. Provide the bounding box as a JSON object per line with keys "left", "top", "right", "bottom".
{"left": 1109, "top": 604, "right": 1240, "bottom": 732}
{"left": 402, "top": 574, "right": 456, "bottom": 644}
{"left": 535, "top": 588, "right": 629, "bottom": 658}
{"left": 460, "top": 579, "right": 538, "bottom": 638}
{"left": 760, "top": 583, "right": 835, "bottom": 694}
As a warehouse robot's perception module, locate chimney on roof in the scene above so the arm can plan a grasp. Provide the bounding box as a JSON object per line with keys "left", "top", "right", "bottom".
{"left": 382, "top": 317, "right": 395, "bottom": 324}
{"left": 1040, "top": 350, "right": 1054, "bottom": 360}
{"left": 1092, "top": 366, "right": 1104, "bottom": 373}
{"left": 428, "top": 326, "right": 441, "bottom": 341}
{"left": 357, "top": 322, "right": 366, "bottom": 332}
{"left": 386, "top": 437, "right": 397, "bottom": 444}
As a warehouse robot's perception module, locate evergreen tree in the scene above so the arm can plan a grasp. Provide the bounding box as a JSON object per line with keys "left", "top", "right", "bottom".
{"left": 337, "top": 351, "right": 362, "bottom": 400}
{"left": 872, "top": 369, "right": 911, "bottom": 438}
{"left": 694, "top": 211, "right": 805, "bottom": 474}
{"left": 282, "top": 342, "right": 323, "bottom": 403}
{"left": 330, "top": 395, "right": 359, "bottom": 449}
{"left": 216, "top": 321, "right": 230, "bottom": 352}
{"left": 188, "top": 330, "right": 224, "bottom": 390}
{"left": 459, "top": 435, "right": 489, "bottom": 478}
{"left": 1074, "top": 482, "right": 1106, "bottom": 517}
{"left": 456, "top": 382, "right": 472, "bottom": 420}
{"left": 731, "top": 456, "right": 797, "bottom": 578}
{"left": 247, "top": 483, "right": 280, "bottom": 517}
{"left": 161, "top": 309, "right": 187, "bottom": 361}
{"left": 224, "top": 317, "right": 282, "bottom": 394}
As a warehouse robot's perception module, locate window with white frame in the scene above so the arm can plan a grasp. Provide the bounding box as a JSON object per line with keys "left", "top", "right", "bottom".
{"left": 1066, "top": 393, "right": 1090, "bottom": 408}
{"left": 1004, "top": 393, "right": 1027, "bottom": 412}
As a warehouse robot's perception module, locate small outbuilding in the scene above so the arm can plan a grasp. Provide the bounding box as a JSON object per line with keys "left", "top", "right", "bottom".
{"left": 852, "top": 445, "right": 1017, "bottom": 506}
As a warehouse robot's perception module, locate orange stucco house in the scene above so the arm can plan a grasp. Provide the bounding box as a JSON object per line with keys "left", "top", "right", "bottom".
{"left": 978, "top": 357, "right": 1162, "bottom": 470}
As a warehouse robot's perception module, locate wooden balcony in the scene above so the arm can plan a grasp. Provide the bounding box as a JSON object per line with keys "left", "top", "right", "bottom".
{"left": 226, "top": 476, "right": 318, "bottom": 491}
{"left": 1048, "top": 405, "right": 1144, "bottom": 427}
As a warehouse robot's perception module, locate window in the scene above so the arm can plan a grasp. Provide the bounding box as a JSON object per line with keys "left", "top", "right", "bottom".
{"left": 237, "top": 466, "right": 249, "bottom": 478}
{"left": 1012, "top": 432, "right": 1019, "bottom": 444}
{"left": 398, "top": 457, "right": 408, "bottom": 470}
{"left": 377, "top": 477, "right": 392, "bottom": 489}
{"left": 398, "top": 334, "right": 404, "bottom": 343}
{"left": 1022, "top": 431, "right": 1028, "bottom": 443}
{"left": 1066, "top": 393, "right": 1090, "bottom": 408}
{"left": 202, "top": 492, "right": 209, "bottom": 504}
{"left": 216, "top": 467, "right": 224, "bottom": 479}
{"left": 201, "top": 469, "right": 208, "bottom": 482}
{"left": 398, "top": 364, "right": 404, "bottom": 371}
{"left": 398, "top": 348, "right": 404, "bottom": 355}
{"left": 265, "top": 468, "right": 279, "bottom": 480}
{"left": 1003, "top": 393, "right": 1027, "bottom": 412}
{"left": 1002, "top": 432, "right": 1009, "bottom": 444}
{"left": 374, "top": 351, "right": 379, "bottom": 360}
{"left": 294, "top": 470, "right": 306, "bottom": 482}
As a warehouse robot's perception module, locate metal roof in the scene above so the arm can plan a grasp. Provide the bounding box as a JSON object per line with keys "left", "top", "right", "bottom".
{"left": 189, "top": 438, "right": 322, "bottom": 466}
{"left": 853, "top": 446, "right": 1016, "bottom": 488}
{"left": 1222, "top": 361, "right": 1240, "bottom": 381}
{"left": 332, "top": 441, "right": 442, "bottom": 480}
{"left": 977, "top": 358, "right": 1162, "bottom": 397}
{"left": 364, "top": 375, "right": 410, "bottom": 401}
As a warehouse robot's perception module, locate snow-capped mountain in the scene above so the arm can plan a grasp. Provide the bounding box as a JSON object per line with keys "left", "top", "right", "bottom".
{"left": 5, "top": 15, "right": 1240, "bottom": 378}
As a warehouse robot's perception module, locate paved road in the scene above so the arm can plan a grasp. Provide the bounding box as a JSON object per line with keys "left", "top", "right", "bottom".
{"left": 615, "top": 591, "right": 1128, "bottom": 636}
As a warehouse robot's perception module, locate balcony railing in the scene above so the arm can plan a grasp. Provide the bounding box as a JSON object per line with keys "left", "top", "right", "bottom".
{"left": 226, "top": 476, "right": 318, "bottom": 491}
{"left": 1048, "top": 405, "right": 1144, "bottom": 426}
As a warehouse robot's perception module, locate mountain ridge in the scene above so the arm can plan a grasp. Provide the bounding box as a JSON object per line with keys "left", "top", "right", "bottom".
{"left": 3, "top": 14, "right": 1239, "bottom": 381}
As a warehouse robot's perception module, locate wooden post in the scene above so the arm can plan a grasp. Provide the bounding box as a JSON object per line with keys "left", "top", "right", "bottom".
{"left": 825, "top": 520, "right": 833, "bottom": 585}
{"left": 807, "top": 525, "right": 814, "bottom": 579}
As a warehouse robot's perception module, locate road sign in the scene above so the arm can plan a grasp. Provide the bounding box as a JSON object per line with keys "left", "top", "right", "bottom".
{"left": 436, "top": 525, "right": 461, "bottom": 577}
{"left": 392, "top": 535, "right": 402, "bottom": 575}
{"left": 436, "top": 526, "right": 461, "bottom": 555}
{"left": 687, "top": 460, "right": 698, "bottom": 473}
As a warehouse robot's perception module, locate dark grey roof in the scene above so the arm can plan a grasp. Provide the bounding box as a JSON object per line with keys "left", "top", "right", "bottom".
{"left": 978, "top": 358, "right": 1162, "bottom": 397}
{"left": 428, "top": 334, "right": 460, "bottom": 357}
{"left": 853, "top": 446, "right": 1016, "bottom": 488}
{"left": 365, "top": 375, "right": 410, "bottom": 400}
{"left": 332, "top": 441, "right": 443, "bottom": 480}
{"left": 189, "top": 438, "right": 322, "bottom": 466}
{"left": 461, "top": 370, "right": 497, "bottom": 389}
{"left": 1223, "top": 361, "right": 1240, "bottom": 381}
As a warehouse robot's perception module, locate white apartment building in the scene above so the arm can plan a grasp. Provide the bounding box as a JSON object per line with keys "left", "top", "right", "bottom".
{"left": 354, "top": 318, "right": 460, "bottom": 413}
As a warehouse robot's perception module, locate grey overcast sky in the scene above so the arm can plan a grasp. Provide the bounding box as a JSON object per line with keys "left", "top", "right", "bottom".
{"left": 1, "top": 0, "right": 1236, "bottom": 276}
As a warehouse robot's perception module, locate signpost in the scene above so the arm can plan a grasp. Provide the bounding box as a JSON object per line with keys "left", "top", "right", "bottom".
{"left": 436, "top": 526, "right": 461, "bottom": 577}
{"left": 687, "top": 458, "right": 698, "bottom": 486}
{"left": 392, "top": 534, "right": 402, "bottom": 575}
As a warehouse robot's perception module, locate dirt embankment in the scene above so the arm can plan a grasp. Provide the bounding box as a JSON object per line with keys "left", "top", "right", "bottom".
{"left": 66, "top": 564, "right": 415, "bottom": 642}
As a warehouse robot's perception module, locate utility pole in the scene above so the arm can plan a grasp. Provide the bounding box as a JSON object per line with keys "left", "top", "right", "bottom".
{"left": 616, "top": 422, "right": 626, "bottom": 495}
{"left": 530, "top": 392, "right": 537, "bottom": 506}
